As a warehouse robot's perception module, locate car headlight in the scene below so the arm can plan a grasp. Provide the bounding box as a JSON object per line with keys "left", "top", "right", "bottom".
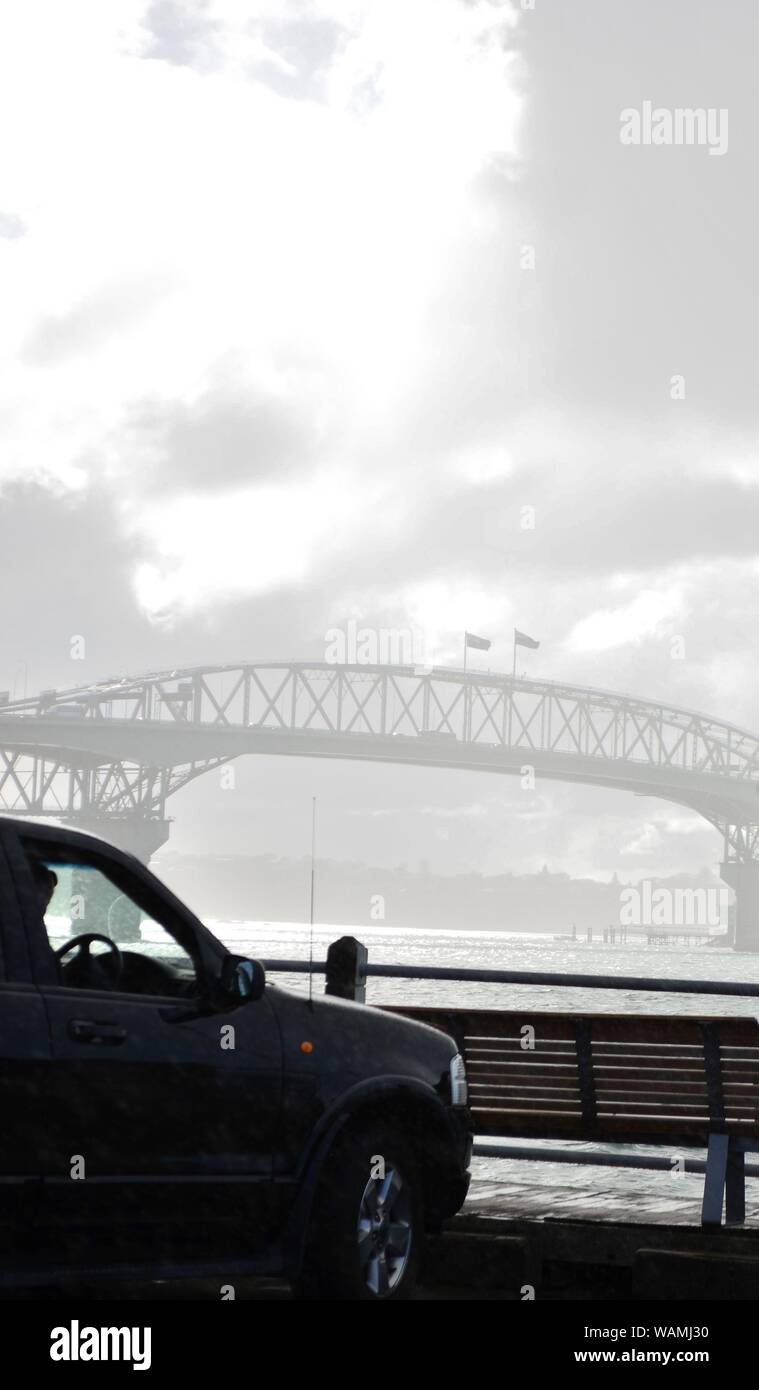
{"left": 449, "top": 1052, "right": 468, "bottom": 1105}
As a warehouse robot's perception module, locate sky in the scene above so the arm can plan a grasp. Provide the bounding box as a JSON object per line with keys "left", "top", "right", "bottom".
{"left": 1, "top": 0, "right": 757, "bottom": 884}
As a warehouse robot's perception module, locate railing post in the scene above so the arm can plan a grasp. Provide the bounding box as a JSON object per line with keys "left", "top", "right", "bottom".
{"left": 325, "top": 935, "right": 368, "bottom": 1002}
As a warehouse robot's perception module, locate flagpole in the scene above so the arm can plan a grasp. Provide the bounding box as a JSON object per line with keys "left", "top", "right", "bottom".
{"left": 463, "top": 634, "right": 467, "bottom": 674}
{"left": 512, "top": 630, "right": 517, "bottom": 678}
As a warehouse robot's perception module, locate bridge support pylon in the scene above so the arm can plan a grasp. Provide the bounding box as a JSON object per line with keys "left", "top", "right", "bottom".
{"left": 720, "top": 860, "right": 759, "bottom": 952}
{"left": 69, "top": 818, "right": 171, "bottom": 864}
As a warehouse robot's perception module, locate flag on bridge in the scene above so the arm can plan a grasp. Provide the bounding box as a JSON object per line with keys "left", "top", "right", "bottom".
{"left": 463, "top": 631, "right": 491, "bottom": 673}
{"left": 513, "top": 628, "right": 540, "bottom": 677}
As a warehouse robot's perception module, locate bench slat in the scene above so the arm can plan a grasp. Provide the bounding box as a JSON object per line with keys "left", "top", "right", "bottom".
{"left": 467, "top": 1061, "right": 580, "bottom": 1075}
{"left": 469, "top": 1087, "right": 577, "bottom": 1097}
{"left": 467, "top": 1053, "right": 714, "bottom": 1072}
{"left": 468, "top": 1072, "right": 580, "bottom": 1089}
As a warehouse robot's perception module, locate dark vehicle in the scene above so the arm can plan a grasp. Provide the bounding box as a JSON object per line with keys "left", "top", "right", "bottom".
{"left": 0, "top": 817, "right": 471, "bottom": 1300}
{"left": 45, "top": 701, "right": 90, "bottom": 719}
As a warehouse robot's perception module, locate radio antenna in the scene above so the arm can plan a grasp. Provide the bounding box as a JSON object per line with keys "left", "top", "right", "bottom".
{"left": 308, "top": 795, "right": 317, "bottom": 1009}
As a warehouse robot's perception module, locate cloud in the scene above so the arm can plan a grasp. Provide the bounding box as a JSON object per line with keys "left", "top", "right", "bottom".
{"left": 566, "top": 584, "right": 685, "bottom": 653}
{"left": 129, "top": 468, "right": 363, "bottom": 622}
{"left": 21, "top": 273, "right": 177, "bottom": 366}
{"left": 0, "top": 211, "right": 26, "bottom": 240}
{"left": 142, "top": 0, "right": 342, "bottom": 100}
{"left": 0, "top": 0, "right": 523, "bottom": 583}
{"left": 121, "top": 376, "right": 318, "bottom": 491}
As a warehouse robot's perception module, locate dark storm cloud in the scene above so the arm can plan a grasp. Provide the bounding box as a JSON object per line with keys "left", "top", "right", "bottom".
{"left": 123, "top": 384, "right": 317, "bottom": 490}
{"left": 531, "top": 471, "right": 759, "bottom": 573}
{"left": 0, "top": 483, "right": 154, "bottom": 695}
{"left": 300, "top": 461, "right": 759, "bottom": 600}
{"left": 424, "top": 468, "right": 759, "bottom": 577}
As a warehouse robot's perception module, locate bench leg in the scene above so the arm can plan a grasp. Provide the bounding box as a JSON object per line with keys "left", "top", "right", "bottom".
{"left": 701, "top": 1133, "right": 729, "bottom": 1226}
{"left": 726, "top": 1142, "right": 746, "bottom": 1225}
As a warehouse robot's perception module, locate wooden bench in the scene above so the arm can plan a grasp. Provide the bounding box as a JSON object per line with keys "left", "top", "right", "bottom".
{"left": 384, "top": 1007, "right": 759, "bottom": 1226}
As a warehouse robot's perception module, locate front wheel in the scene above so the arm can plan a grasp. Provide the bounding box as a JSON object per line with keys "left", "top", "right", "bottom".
{"left": 293, "top": 1123, "right": 423, "bottom": 1300}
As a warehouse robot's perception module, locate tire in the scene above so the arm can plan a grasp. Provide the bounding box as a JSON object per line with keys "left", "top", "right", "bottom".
{"left": 293, "top": 1121, "right": 423, "bottom": 1300}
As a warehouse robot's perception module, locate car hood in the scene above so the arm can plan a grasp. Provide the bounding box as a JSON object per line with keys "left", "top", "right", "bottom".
{"left": 266, "top": 984, "right": 457, "bottom": 1091}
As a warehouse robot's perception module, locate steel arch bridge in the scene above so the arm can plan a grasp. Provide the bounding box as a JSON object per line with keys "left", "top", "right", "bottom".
{"left": 0, "top": 662, "right": 758, "bottom": 942}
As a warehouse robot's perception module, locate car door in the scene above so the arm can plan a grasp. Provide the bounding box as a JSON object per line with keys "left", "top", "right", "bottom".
{"left": 10, "top": 825, "right": 284, "bottom": 1260}
{"left": 0, "top": 824, "right": 59, "bottom": 1266}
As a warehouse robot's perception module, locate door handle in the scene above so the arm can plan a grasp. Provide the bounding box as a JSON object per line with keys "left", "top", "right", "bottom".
{"left": 67, "top": 1018, "right": 127, "bottom": 1045}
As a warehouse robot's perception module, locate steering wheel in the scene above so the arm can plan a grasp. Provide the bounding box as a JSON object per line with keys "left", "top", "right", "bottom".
{"left": 55, "top": 933, "right": 123, "bottom": 988}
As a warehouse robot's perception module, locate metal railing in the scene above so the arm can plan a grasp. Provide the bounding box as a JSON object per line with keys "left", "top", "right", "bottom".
{"left": 260, "top": 951, "right": 759, "bottom": 1001}
{"left": 474, "top": 1142, "right": 759, "bottom": 1178}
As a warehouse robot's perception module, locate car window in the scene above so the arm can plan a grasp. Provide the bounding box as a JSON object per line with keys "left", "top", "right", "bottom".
{"left": 24, "top": 848, "right": 200, "bottom": 999}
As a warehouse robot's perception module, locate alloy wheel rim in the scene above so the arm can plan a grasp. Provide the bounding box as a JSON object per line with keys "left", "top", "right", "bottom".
{"left": 356, "top": 1163, "right": 413, "bottom": 1296}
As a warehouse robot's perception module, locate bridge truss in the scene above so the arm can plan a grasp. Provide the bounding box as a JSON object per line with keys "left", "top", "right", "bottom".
{"left": 0, "top": 663, "right": 756, "bottom": 866}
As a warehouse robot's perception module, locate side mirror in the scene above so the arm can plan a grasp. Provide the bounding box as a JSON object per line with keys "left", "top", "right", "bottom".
{"left": 219, "top": 954, "right": 266, "bottom": 1005}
